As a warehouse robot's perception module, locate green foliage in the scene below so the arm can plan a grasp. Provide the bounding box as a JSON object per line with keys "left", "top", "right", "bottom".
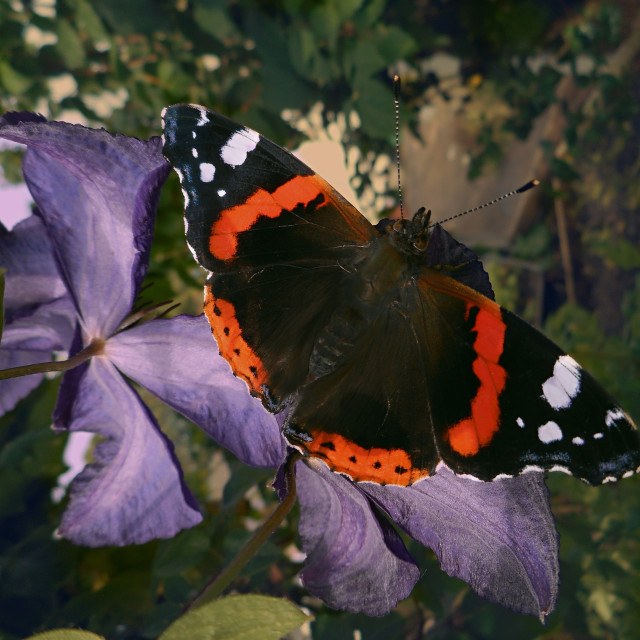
{"left": 24, "top": 631, "right": 105, "bottom": 640}
{"left": 158, "top": 594, "right": 309, "bottom": 640}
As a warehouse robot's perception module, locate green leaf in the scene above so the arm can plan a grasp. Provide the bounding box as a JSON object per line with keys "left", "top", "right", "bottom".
{"left": 353, "top": 78, "right": 393, "bottom": 138}
{"left": 370, "top": 25, "right": 418, "bottom": 64}
{"left": 55, "top": 18, "right": 86, "bottom": 69}
{"left": 23, "top": 630, "right": 105, "bottom": 640}
{"left": 158, "top": 595, "right": 310, "bottom": 640}
{"left": 0, "top": 268, "right": 5, "bottom": 344}
{"left": 585, "top": 231, "right": 640, "bottom": 269}
{"left": 354, "top": 0, "right": 386, "bottom": 29}
{"left": 0, "top": 61, "right": 33, "bottom": 94}
{"left": 193, "top": 3, "right": 240, "bottom": 42}
{"left": 332, "top": 0, "right": 365, "bottom": 23}
{"left": 289, "top": 28, "right": 316, "bottom": 76}
{"left": 310, "top": 4, "right": 341, "bottom": 51}
{"left": 345, "top": 40, "right": 385, "bottom": 86}
{"left": 74, "top": 0, "right": 110, "bottom": 44}
{"left": 152, "top": 526, "right": 210, "bottom": 577}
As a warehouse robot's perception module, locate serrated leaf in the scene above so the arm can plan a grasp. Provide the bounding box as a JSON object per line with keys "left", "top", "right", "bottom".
{"left": 24, "top": 630, "right": 105, "bottom": 640}
{"left": 158, "top": 594, "right": 309, "bottom": 640}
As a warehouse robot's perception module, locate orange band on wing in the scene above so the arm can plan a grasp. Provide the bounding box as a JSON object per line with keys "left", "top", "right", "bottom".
{"left": 204, "top": 288, "right": 267, "bottom": 395}
{"left": 304, "top": 431, "right": 429, "bottom": 486}
{"left": 446, "top": 305, "right": 507, "bottom": 456}
{"left": 210, "top": 175, "right": 323, "bottom": 260}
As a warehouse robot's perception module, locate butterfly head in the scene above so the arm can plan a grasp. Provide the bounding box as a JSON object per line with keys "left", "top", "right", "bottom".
{"left": 387, "top": 207, "right": 432, "bottom": 256}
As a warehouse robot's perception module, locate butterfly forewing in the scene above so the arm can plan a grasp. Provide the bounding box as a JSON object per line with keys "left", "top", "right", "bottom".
{"left": 162, "top": 104, "right": 377, "bottom": 407}
{"left": 418, "top": 270, "right": 640, "bottom": 484}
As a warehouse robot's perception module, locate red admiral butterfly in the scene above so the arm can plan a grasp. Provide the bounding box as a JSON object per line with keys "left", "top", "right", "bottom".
{"left": 162, "top": 104, "right": 640, "bottom": 486}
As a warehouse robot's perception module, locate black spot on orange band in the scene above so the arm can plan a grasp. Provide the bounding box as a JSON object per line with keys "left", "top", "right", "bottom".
{"left": 304, "top": 431, "right": 429, "bottom": 486}
{"left": 204, "top": 287, "right": 267, "bottom": 395}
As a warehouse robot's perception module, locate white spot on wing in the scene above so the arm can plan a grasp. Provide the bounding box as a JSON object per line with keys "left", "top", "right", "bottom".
{"left": 200, "top": 162, "right": 215, "bottom": 182}
{"left": 593, "top": 432, "right": 603, "bottom": 439}
{"left": 217, "top": 189, "right": 226, "bottom": 197}
{"left": 192, "top": 130, "right": 196, "bottom": 139}
{"left": 538, "top": 421, "right": 563, "bottom": 444}
{"left": 549, "top": 464, "right": 571, "bottom": 474}
{"left": 220, "top": 128, "right": 260, "bottom": 167}
{"left": 572, "top": 436, "right": 585, "bottom": 445}
{"left": 605, "top": 408, "right": 626, "bottom": 427}
{"left": 196, "top": 107, "right": 209, "bottom": 126}
{"left": 192, "top": 148, "right": 198, "bottom": 158}
{"left": 541, "top": 354, "right": 582, "bottom": 410}
{"left": 602, "top": 476, "right": 617, "bottom": 484}
{"left": 516, "top": 417, "right": 525, "bottom": 428}
{"left": 521, "top": 464, "right": 544, "bottom": 474}
{"left": 622, "top": 470, "right": 634, "bottom": 479}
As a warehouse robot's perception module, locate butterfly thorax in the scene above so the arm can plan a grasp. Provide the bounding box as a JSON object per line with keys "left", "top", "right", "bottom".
{"left": 307, "top": 216, "right": 428, "bottom": 380}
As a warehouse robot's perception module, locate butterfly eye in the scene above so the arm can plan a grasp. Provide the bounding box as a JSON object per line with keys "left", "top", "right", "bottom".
{"left": 413, "top": 235, "right": 428, "bottom": 252}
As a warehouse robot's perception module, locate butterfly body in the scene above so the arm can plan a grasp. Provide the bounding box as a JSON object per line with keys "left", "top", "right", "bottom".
{"left": 162, "top": 103, "right": 640, "bottom": 487}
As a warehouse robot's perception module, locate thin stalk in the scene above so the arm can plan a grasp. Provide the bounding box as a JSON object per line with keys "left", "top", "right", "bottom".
{"left": 0, "top": 340, "right": 104, "bottom": 380}
{"left": 186, "top": 451, "right": 302, "bottom": 612}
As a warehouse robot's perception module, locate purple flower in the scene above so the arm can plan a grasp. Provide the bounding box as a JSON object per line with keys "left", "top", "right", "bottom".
{"left": 0, "top": 213, "right": 75, "bottom": 414}
{"left": 0, "top": 113, "right": 283, "bottom": 546}
{"left": 0, "top": 113, "right": 558, "bottom": 621}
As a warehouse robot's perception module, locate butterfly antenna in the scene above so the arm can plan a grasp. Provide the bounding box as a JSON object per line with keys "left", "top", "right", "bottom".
{"left": 430, "top": 179, "right": 540, "bottom": 228}
{"left": 393, "top": 75, "right": 404, "bottom": 220}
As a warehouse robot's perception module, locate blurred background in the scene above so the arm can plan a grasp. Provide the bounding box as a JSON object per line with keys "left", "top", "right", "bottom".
{"left": 1, "top": 0, "right": 639, "bottom": 638}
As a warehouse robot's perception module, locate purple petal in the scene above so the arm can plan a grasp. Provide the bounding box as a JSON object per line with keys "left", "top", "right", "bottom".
{"left": 0, "top": 114, "right": 170, "bottom": 338}
{"left": 296, "top": 460, "right": 420, "bottom": 616}
{"left": 363, "top": 468, "right": 558, "bottom": 619}
{"left": 0, "top": 215, "right": 68, "bottom": 315}
{"left": 0, "top": 344, "right": 48, "bottom": 414}
{"left": 106, "top": 314, "right": 285, "bottom": 468}
{"left": 54, "top": 356, "right": 201, "bottom": 546}
{"left": 0, "top": 298, "right": 76, "bottom": 414}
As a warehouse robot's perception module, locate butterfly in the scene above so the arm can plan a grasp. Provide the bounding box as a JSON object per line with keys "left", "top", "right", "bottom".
{"left": 162, "top": 103, "right": 640, "bottom": 486}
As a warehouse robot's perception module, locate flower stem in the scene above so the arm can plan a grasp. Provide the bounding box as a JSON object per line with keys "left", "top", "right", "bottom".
{"left": 0, "top": 340, "right": 104, "bottom": 380}
{"left": 186, "top": 450, "right": 302, "bottom": 612}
